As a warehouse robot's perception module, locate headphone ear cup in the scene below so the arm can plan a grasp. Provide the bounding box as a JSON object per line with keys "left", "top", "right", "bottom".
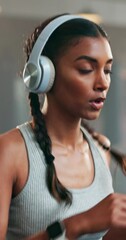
{"left": 23, "top": 56, "right": 55, "bottom": 93}
{"left": 38, "top": 56, "right": 55, "bottom": 93}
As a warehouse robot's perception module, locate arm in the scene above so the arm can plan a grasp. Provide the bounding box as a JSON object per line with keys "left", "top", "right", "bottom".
{"left": 0, "top": 129, "right": 61, "bottom": 240}
{"left": 25, "top": 193, "right": 126, "bottom": 240}
{"left": 94, "top": 135, "right": 126, "bottom": 240}
{"left": 0, "top": 132, "right": 16, "bottom": 239}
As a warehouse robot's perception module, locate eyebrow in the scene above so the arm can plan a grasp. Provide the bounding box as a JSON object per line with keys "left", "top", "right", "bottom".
{"left": 75, "top": 55, "right": 113, "bottom": 64}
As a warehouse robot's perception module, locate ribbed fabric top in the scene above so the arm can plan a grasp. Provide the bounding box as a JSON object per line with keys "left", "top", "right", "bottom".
{"left": 6, "top": 122, "right": 113, "bottom": 240}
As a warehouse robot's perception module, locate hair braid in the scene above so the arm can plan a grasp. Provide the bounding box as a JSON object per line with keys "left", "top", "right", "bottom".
{"left": 29, "top": 92, "right": 72, "bottom": 205}
{"left": 110, "top": 149, "right": 126, "bottom": 175}
{"left": 81, "top": 120, "right": 126, "bottom": 174}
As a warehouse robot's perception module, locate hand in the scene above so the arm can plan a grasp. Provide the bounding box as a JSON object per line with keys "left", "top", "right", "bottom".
{"left": 64, "top": 193, "right": 126, "bottom": 239}
{"left": 85, "top": 193, "right": 126, "bottom": 231}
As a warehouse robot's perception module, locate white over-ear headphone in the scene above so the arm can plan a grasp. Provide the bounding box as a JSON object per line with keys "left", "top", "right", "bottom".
{"left": 23, "top": 14, "right": 83, "bottom": 93}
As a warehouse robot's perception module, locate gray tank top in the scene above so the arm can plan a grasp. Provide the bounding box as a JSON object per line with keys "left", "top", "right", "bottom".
{"left": 7, "top": 122, "right": 113, "bottom": 240}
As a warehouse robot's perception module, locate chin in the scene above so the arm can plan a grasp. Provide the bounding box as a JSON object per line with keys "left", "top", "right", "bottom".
{"left": 83, "top": 112, "right": 101, "bottom": 121}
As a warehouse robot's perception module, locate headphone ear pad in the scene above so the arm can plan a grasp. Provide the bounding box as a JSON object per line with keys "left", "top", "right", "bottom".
{"left": 38, "top": 56, "right": 55, "bottom": 93}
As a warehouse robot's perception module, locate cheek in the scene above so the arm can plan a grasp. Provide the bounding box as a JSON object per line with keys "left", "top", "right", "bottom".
{"left": 63, "top": 81, "right": 91, "bottom": 107}
{"left": 54, "top": 64, "right": 93, "bottom": 101}
{"left": 66, "top": 75, "right": 92, "bottom": 100}
{"left": 62, "top": 80, "right": 87, "bottom": 100}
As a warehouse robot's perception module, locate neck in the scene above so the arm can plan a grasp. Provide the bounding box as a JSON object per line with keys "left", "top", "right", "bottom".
{"left": 43, "top": 105, "right": 82, "bottom": 148}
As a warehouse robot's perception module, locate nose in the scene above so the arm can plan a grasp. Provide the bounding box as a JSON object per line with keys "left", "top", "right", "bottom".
{"left": 94, "top": 71, "right": 110, "bottom": 92}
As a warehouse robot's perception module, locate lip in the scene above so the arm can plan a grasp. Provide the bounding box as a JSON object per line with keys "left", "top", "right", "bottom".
{"left": 89, "top": 98, "right": 105, "bottom": 110}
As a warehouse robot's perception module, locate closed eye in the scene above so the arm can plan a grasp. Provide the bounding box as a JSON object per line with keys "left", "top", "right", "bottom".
{"left": 79, "top": 69, "right": 93, "bottom": 74}
{"left": 104, "top": 69, "right": 112, "bottom": 75}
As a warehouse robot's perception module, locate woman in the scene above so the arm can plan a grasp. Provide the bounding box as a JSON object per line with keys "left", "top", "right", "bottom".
{"left": 1, "top": 13, "right": 126, "bottom": 240}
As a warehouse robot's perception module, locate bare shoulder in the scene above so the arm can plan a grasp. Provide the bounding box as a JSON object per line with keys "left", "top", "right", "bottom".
{"left": 0, "top": 127, "right": 23, "bottom": 157}
{"left": 0, "top": 127, "right": 24, "bottom": 177}
{"left": 0, "top": 127, "right": 22, "bottom": 145}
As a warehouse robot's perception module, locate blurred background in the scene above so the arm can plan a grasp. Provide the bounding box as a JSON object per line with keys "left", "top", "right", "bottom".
{"left": 0, "top": 0, "right": 126, "bottom": 191}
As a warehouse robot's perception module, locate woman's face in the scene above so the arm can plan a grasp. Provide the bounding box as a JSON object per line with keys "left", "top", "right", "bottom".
{"left": 50, "top": 36, "right": 113, "bottom": 121}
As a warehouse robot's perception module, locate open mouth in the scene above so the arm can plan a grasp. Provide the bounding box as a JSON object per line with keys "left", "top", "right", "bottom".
{"left": 89, "top": 98, "right": 105, "bottom": 110}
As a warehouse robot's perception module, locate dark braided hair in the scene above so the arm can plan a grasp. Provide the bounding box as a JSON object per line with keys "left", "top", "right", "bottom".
{"left": 110, "top": 149, "right": 126, "bottom": 175}
{"left": 24, "top": 14, "right": 109, "bottom": 205}
{"left": 81, "top": 120, "right": 126, "bottom": 175}
{"left": 28, "top": 92, "right": 71, "bottom": 203}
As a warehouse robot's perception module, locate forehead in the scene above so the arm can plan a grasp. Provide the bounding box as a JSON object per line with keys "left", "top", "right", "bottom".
{"left": 62, "top": 36, "right": 113, "bottom": 62}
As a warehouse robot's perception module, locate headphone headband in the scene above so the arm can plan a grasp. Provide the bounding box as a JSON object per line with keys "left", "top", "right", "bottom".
{"left": 29, "top": 14, "right": 83, "bottom": 63}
